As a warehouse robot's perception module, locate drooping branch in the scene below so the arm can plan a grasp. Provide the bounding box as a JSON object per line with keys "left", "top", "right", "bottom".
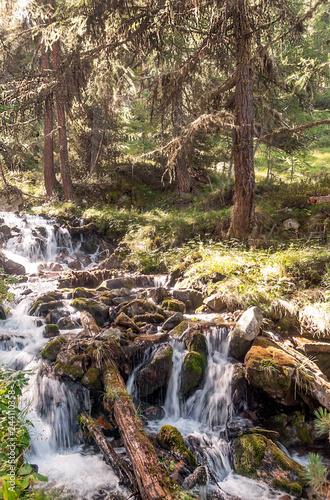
{"left": 260, "top": 119, "right": 330, "bottom": 143}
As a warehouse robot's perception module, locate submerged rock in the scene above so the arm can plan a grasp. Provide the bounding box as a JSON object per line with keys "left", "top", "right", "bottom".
{"left": 233, "top": 432, "right": 304, "bottom": 496}
{"left": 135, "top": 343, "right": 173, "bottom": 399}
{"left": 43, "top": 324, "right": 59, "bottom": 338}
{"left": 229, "top": 306, "right": 263, "bottom": 361}
{"left": 157, "top": 425, "right": 197, "bottom": 468}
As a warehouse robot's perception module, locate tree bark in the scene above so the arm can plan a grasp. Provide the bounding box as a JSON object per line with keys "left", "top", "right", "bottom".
{"left": 39, "top": 2, "right": 56, "bottom": 197}
{"left": 89, "top": 104, "right": 102, "bottom": 175}
{"left": 80, "top": 412, "right": 137, "bottom": 489}
{"left": 173, "top": 91, "right": 191, "bottom": 194}
{"left": 51, "top": 33, "right": 74, "bottom": 201}
{"left": 103, "top": 362, "right": 173, "bottom": 500}
{"left": 228, "top": 0, "right": 255, "bottom": 240}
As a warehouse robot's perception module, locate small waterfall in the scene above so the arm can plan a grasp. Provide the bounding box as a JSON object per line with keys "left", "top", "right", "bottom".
{"left": 163, "top": 340, "right": 186, "bottom": 420}
{"left": 0, "top": 213, "right": 124, "bottom": 499}
{"left": 127, "top": 346, "right": 157, "bottom": 396}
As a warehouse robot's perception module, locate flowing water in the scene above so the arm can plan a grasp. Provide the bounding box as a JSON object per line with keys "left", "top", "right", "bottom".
{"left": 0, "top": 212, "right": 125, "bottom": 499}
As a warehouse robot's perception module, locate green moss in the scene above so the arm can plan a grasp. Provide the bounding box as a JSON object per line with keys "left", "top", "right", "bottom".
{"left": 98, "top": 292, "right": 114, "bottom": 306}
{"left": 162, "top": 299, "right": 185, "bottom": 313}
{"left": 171, "top": 321, "right": 189, "bottom": 336}
{"left": 134, "top": 313, "right": 165, "bottom": 324}
{"left": 0, "top": 305, "right": 6, "bottom": 320}
{"left": 30, "top": 292, "right": 63, "bottom": 315}
{"left": 181, "top": 351, "right": 207, "bottom": 395}
{"left": 297, "top": 424, "right": 312, "bottom": 444}
{"left": 187, "top": 332, "right": 207, "bottom": 354}
{"left": 41, "top": 337, "right": 67, "bottom": 362}
{"left": 233, "top": 434, "right": 266, "bottom": 478}
{"left": 271, "top": 479, "right": 302, "bottom": 497}
{"left": 70, "top": 298, "right": 108, "bottom": 326}
{"left": 81, "top": 367, "right": 102, "bottom": 391}
{"left": 54, "top": 361, "right": 84, "bottom": 380}
{"left": 44, "top": 324, "right": 59, "bottom": 338}
{"left": 157, "top": 425, "right": 197, "bottom": 468}
{"left": 72, "top": 287, "right": 95, "bottom": 299}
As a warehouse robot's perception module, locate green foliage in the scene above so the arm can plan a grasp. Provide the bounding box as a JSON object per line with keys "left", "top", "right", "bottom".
{"left": 314, "top": 407, "right": 330, "bottom": 438}
{"left": 302, "top": 453, "right": 328, "bottom": 493}
{"left": 0, "top": 367, "right": 47, "bottom": 500}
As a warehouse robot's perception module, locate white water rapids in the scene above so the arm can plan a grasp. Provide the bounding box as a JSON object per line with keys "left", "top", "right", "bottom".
{"left": 0, "top": 212, "right": 125, "bottom": 499}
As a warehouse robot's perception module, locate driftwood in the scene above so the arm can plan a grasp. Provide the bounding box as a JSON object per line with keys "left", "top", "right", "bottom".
{"left": 80, "top": 412, "right": 137, "bottom": 490}
{"left": 103, "top": 362, "right": 173, "bottom": 500}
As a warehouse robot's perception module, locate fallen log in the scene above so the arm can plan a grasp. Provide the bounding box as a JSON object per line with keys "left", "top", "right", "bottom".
{"left": 80, "top": 412, "right": 137, "bottom": 490}
{"left": 103, "top": 362, "right": 174, "bottom": 500}
{"left": 309, "top": 195, "right": 330, "bottom": 204}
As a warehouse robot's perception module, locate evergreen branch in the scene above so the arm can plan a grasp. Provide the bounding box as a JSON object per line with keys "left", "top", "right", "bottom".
{"left": 260, "top": 120, "right": 330, "bottom": 142}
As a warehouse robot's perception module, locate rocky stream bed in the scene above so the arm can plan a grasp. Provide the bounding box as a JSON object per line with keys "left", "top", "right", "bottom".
{"left": 0, "top": 212, "right": 329, "bottom": 500}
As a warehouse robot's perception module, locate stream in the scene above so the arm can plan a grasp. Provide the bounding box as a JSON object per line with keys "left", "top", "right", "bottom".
{"left": 0, "top": 212, "right": 304, "bottom": 499}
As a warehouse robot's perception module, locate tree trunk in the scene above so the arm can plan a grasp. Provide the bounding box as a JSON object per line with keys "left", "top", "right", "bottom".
{"left": 80, "top": 412, "right": 137, "bottom": 489}
{"left": 52, "top": 36, "right": 74, "bottom": 201}
{"left": 103, "top": 362, "right": 173, "bottom": 500}
{"left": 228, "top": 0, "right": 255, "bottom": 240}
{"left": 89, "top": 104, "right": 102, "bottom": 175}
{"left": 173, "top": 92, "right": 191, "bottom": 194}
{"left": 39, "top": 2, "right": 56, "bottom": 197}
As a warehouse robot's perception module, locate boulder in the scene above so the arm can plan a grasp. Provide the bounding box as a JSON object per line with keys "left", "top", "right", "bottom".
{"left": 100, "top": 277, "right": 134, "bottom": 290}
{"left": 2, "top": 259, "right": 26, "bottom": 276}
{"left": 54, "top": 348, "right": 86, "bottom": 381}
{"left": 43, "top": 324, "right": 59, "bottom": 338}
{"left": 57, "top": 317, "right": 76, "bottom": 330}
{"left": 185, "top": 331, "right": 207, "bottom": 354}
{"left": 81, "top": 367, "right": 102, "bottom": 394}
{"left": 134, "top": 313, "right": 164, "bottom": 324}
{"left": 0, "top": 186, "right": 24, "bottom": 212}
{"left": 171, "top": 321, "right": 190, "bottom": 337}
{"left": 149, "top": 287, "right": 168, "bottom": 304}
{"left": 41, "top": 337, "right": 67, "bottom": 362}
{"left": 73, "top": 287, "right": 95, "bottom": 299}
{"left": 163, "top": 312, "right": 184, "bottom": 331}
{"left": 156, "top": 425, "right": 197, "bottom": 468}
{"left": 182, "top": 466, "right": 207, "bottom": 490}
{"left": 283, "top": 218, "right": 300, "bottom": 230}
{"left": 172, "top": 289, "right": 204, "bottom": 311}
{"left": 292, "top": 336, "right": 330, "bottom": 379}
{"left": 162, "top": 298, "right": 186, "bottom": 314}
{"left": 68, "top": 259, "right": 83, "bottom": 271}
{"left": 135, "top": 344, "right": 173, "bottom": 398}
{"left": 229, "top": 307, "right": 263, "bottom": 361}
{"left": 71, "top": 298, "right": 108, "bottom": 326}
{"left": 233, "top": 432, "right": 304, "bottom": 496}
{"left": 29, "top": 292, "right": 63, "bottom": 315}
{"left": 119, "top": 299, "right": 163, "bottom": 317}
{"left": 203, "top": 293, "right": 226, "bottom": 312}
{"left": 181, "top": 351, "right": 207, "bottom": 396}
{"left": 115, "top": 312, "right": 140, "bottom": 332}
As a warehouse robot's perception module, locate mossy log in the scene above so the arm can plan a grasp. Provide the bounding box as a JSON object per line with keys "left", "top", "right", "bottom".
{"left": 103, "top": 362, "right": 173, "bottom": 500}
{"left": 80, "top": 412, "right": 136, "bottom": 490}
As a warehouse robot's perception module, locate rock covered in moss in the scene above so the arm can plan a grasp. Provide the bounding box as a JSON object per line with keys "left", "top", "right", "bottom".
{"left": 134, "top": 313, "right": 164, "bottom": 324}
{"left": 57, "top": 317, "right": 76, "bottom": 330}
{"left": 233, "top": 432, "right": 304, "bottom": 496}
{"left": 115, "top": 312, "right": 140, "bottom": 332}
{"left": 71, "top": 298, "right": 108, "bottom": 326}
{"left": 162, "top": 298, "right": 186, "bottom": 314}
{"left": 119, "top": 299, "right": 162, "bottom": 317}
{"left": 185, "top": 331, "right": 207, "bottom": 354}
{"left": 0, "top": 304, "right": 6, "bottom": 320}
{"left": 182, "top": 466, "right": 207, "bottom": 490}
{"left": 43, "top": 324, "right": 59, "bottom": 338}
{"left": 181, "top": 351, "right": 207, "bottom": 396}
{"left": 157, "top": 425, "right": 197, "bottom": 468}
{"left": 72, "top": 287, "right": 95, "bottom": 299}
{"left": 172, "top": 289, "right": 204, "bottom": 312}
{"left": 229, "top": 306, "right": 263, "bottom": 361}
{"left": 245, "top": 337, "right": 298, "bottom": 405}
{"left": 29, "top": 291, "right": 63, "bottom": 315}
{"left": 54, "top": 348, "right": 87, "bottom": 381}
{"left": 81, "top": 367, "right": 102, "bottom": 393}
{"left": 163, "top": 312, "right": 184, "bottom": 331}
{"left": 170, "top": 321, "right": 190, "bottom": 337}
{"left": 135, "top": 344, "right": 173, "bottom": 398}
{"left": 41, "top": 337, "right": 67, "bottom": 362}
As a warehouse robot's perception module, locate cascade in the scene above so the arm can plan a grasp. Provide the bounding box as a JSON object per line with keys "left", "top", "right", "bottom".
{"left": 0, "top": 212, "right": 124, "bottom": 499}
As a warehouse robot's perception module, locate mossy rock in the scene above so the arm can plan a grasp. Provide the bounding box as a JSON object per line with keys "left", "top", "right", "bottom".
{"left": 81, "top": 367, "right": 102, "bottom": 393}
{"left": 98, "top": 292, "right": 115, "bottom": 306}
{"left": 54, "top": 360, "right": 85, "bottom": 380}
{"left": 119, "top": 299, "right": 163, "bottom": 318}
{"left": 80, "top": 241, "right": 98, "bottom": 254}
{"left": 57, "top": 317, "right": 76, "bottom": 330}
{"left": 72, "top": 287, "right": 95, "bottom": 299}
{"left": 186, "top": 331, "right": 207, "bottom": 354}
{"left": 41, "top": 337, "right": 67, "bottom": 362}
{"left": 135, "top": 344, "right": 173, "bottom": 398}
{"left": 44, "top": 324, "right": 59, "bottom": 338}
{"left": 156, "top": 425, "right": 197, "bottom": 468}
{"left": 134, "top": 313, "right": 164, "bottom": 324}
{"left": 71, "top": 298, "right": 108, "bottom": 326}
{"left": 181, "top": 351, "right": 207, "bottom": 396}
{"left": 29, "top": 291, "right": 63, "bottom": 315}
{"left": 245, "top": 338, "right": 298, "bottom": 405}
{"left": 233, "top": 433, "right": 304, "bottom": 496}
{"left": 171, "top": 321, "right": 190, "bottom": 337}
{"left": 162, "top": 298, "right": 185, "bottom": 314}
